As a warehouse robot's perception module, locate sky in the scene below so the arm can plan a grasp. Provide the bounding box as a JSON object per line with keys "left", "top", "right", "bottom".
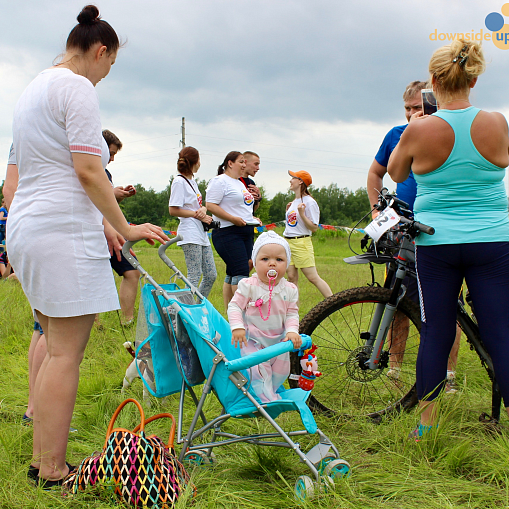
{"left": 1, "top": 0, "right": 509, "bottom": 198}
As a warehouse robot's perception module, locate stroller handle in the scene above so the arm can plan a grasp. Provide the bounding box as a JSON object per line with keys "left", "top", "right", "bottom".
{"left": 121, "top": 236, "right": 182, "bottom": 286}
{"left": 158, "top": 235, "right": 183, "bottom": 270}
{"left": 225, "top": 335, "right": 312, "bottom": 372}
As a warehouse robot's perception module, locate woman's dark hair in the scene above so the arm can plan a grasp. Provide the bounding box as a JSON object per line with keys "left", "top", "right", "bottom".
{"left": 217, "top": 151, "right": 242, "bottom": 175}
{"left": 66, "top": 5, "right": 119, "bottom": 54}
{"left": 177, "top": 146, "right": 200, "bottom": 177}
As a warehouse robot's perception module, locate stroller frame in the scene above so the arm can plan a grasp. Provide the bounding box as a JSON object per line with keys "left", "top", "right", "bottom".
{"left": 122, "top": 237, "right": 349, "bottom": 499}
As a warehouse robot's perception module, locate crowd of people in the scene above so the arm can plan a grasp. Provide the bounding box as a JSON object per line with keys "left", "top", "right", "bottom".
{"left": 3, "top": 0, "right": 509, "bottom": 493}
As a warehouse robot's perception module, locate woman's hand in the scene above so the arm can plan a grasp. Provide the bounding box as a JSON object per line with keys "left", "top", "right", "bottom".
{"left": 232, "top": 328, "right": 248, "bottom": 348}
{"left": 103, "top": 220, "right": 124, "bottom": 261}
{"left": 409, "top": 111, "right": 424, "bottom": 123}
{"left": 201, "top": 214, "right": 213, "bottom": 225}
{"left": 125, "top": 223, "right": 169, "bottom": 245}
{"left": 284, "top": 332, "right": 302, "bottom": 349}
{"left": 297, "top": 203, "right": 306, "bottom": 214}
{"left": 194, "top": 206, "right": 208, "bottom": 220}
{"left": 231, "top": 216, "right": 247, "bottom": 227}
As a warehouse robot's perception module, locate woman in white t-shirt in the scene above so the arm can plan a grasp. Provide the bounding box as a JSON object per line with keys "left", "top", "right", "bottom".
{"left": 8, "top": 6, "right": 168, "bottom": 487}
{"left": 169, "top": 146, "right": 217, "bottom": 297}
{"left": 284, "top": 170, "right": 333, "bottom": 298}
{"left": 206, "top": 151, "right": 259, "bottom": 311}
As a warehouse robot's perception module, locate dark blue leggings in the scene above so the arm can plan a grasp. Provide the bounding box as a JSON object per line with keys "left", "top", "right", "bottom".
{"left": 415, "top": 242, "right": 509, "bottom": 404}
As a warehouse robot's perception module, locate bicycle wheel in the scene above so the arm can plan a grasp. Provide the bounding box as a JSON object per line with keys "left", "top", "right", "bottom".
{"left": 292, "top": 286, "right": 421, "bottom": 420}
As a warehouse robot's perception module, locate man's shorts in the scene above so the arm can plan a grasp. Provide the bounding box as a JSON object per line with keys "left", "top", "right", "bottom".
{"left": 110, "top": 252, "right": 137, "bottom": 277}
{"left": 286, "top": 236, "right": 315, "bottom": 269}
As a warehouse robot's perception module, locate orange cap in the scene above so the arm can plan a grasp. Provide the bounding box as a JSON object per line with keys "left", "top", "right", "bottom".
{"left": 288, "top": 170, "right": 312, "bottom": 187}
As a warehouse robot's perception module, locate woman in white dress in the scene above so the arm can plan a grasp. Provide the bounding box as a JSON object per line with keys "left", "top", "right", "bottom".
{"left": 8, "top": 5, "right": 168, "bottom": 487}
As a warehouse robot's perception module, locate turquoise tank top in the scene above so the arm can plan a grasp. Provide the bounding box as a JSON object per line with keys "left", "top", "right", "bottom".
{"left": 414, "top": 107, "right": 509, "bottom": 246}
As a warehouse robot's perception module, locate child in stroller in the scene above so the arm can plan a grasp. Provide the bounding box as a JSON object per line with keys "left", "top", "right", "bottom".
{"left": 228, "top": 231, "right": 301, "bottom": 402}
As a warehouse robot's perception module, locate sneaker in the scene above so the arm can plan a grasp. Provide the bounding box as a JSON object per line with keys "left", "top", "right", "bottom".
{"left": 22, "top": 413, "right": 33, "bottom": 426}
{"left": 387, "top": 367, "right": 401, "bottom": 380}
{"left": 408, "top": 423, "right": 436, "bottom": 441}
{"left": 445, "top": 372, "right": 457, "bottom": 394}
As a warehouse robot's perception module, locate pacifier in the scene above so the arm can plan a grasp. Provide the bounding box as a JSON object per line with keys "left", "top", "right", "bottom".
{"left": 256, "top": 270, "right": 278, "bottom": 322}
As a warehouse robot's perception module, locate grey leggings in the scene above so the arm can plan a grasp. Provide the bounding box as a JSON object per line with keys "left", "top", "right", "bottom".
{"left": 181, "top": 243, "right": 217, "bottom": 298}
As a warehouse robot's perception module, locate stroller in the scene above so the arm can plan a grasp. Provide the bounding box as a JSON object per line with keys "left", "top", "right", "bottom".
{"left": 121, "top": 236, "right": 350, "bottom": 501}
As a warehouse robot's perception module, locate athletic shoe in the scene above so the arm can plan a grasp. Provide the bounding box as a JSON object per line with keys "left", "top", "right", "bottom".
{"left": 445, "top": 373, "right": 458, "bottom": 394}
{"left": 22, "top": 413, "right": 33, "bottom": 426}
{"left": 408, "top": 423, "right": 436, "bottom": 441}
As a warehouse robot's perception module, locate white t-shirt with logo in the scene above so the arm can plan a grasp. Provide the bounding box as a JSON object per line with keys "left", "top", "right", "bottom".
{"left": 206, "top": 173, "right": 257, "bottom": 228}
{"left": 169, "top": 175, "right": 210, "bottom": 246}
{"left": 284, "top": 195, "right": 320, "bottom": 237}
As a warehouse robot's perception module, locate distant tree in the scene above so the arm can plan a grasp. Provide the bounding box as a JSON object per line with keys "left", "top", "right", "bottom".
{"left": 268, "top": 191, "right": 293, "bottom": 224}
{"left": 121, "top": 184, "right": 170, "bottom": 226}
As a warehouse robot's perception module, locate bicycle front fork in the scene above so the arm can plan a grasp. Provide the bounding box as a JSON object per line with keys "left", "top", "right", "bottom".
{"left": 362, "top": 265, "right": 408, "bottom": 371}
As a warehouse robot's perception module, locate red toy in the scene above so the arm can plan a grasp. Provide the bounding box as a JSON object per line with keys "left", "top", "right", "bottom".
{"left": 298, "top": 344, "right": 322, "bottom": 391}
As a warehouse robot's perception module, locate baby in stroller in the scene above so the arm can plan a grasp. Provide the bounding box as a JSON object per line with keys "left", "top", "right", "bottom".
{"left": 228, "top": 231, "right": 302, "bottom": 403}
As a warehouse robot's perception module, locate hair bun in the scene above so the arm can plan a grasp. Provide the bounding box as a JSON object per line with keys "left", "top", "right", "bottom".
{"left": 77, "top": 5, "right": 100, "bottom": 25}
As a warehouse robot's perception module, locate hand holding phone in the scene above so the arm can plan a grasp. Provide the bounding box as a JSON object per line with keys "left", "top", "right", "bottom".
{"left": 421, "top": 89, "right": 438, "bottom": 116}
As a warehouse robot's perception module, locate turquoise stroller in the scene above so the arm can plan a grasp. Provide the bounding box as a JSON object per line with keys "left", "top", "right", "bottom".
{"left": 122, "top": 237, "right": 350, "bottom": 500}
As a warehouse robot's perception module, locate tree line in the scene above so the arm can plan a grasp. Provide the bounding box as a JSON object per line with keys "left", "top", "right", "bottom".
{"left": 0, "top": 177, "right": 371, "bottom": 229}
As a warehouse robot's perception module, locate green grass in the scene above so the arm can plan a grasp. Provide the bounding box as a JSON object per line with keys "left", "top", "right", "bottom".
{"left": 0, "top": 233, "right": 507, "bottom": 508}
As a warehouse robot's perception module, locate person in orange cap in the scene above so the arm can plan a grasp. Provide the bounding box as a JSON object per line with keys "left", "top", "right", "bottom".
{"left": 283, "top": 170, "right": 332, "bottom": 298}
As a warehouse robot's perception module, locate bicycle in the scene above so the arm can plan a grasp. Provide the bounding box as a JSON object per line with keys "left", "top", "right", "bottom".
{"left": 290, "top": 188, "right": 502, "bottom": 423}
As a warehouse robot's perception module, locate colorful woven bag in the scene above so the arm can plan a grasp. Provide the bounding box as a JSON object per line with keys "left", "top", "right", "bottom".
{"left": 63, "top": 398, "right": 193, "bottom": 507}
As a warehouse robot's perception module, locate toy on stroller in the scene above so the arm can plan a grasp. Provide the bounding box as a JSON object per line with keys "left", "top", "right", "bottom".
{"left": 120, "top": 236, "right": 350, "bottom": 501}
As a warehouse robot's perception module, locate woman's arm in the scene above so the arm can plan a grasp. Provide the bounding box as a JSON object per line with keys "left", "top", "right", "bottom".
{"left": 3, "top": 164, "right": 19, "bottom": 210}
{"left": 297, "top": 203, "right": 318, "bottom": 233}
{"left": 206, "top": 202, "right": 246, "bottom": 226}
{"left": 72, "top": 153, "right": 168, "bottom": 243}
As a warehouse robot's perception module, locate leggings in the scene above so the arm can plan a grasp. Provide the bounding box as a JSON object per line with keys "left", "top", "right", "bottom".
{"left": 415, "top": 242, "right": 509, "bottom": 404}
{"left": 181, "top": 243, "right": 217, "bottom": 298}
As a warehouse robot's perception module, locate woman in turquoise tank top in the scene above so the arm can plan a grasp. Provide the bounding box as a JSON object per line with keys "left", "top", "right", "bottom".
{"left": 388, "top": 39, "right": 509, "bottom": 439}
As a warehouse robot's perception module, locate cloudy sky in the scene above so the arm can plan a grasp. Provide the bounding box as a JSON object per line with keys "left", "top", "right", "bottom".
{"left": 1, "top": 0, "right": 509, "bottom": 198}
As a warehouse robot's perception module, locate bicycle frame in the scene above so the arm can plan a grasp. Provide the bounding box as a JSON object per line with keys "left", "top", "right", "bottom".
{"left": 346, "top": 236, "right": 503, "bottom": 422}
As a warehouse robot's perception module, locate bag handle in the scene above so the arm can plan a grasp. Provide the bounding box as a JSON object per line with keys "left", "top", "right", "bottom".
{"left": 104, "top": 398, "right": 146, "bottom": 449}
{"left": 133, "top": 413, "right": 177, "bottom": 450}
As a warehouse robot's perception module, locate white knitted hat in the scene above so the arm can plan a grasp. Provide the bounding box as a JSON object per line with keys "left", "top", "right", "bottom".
{"left": 252, "top": 231, "right": 292, "bottom": 268}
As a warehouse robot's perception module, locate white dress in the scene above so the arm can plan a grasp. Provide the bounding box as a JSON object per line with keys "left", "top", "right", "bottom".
{"left": 8, "top": 68, "right": 120, "bottom": 317}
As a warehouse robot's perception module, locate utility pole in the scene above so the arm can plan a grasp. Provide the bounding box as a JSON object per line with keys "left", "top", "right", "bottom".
{"left": 180, "top": 117, "right": 186, "bottom": 148}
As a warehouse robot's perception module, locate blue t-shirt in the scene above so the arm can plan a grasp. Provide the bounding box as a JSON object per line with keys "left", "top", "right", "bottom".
{"left": 0, "top": 207, "right": 7, "bottom": 226}
{"left": 375, "top": 124, "right": 417, "bottom": 211}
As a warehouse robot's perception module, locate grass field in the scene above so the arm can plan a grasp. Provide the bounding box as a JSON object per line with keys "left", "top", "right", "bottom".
{"left": 0, "top": 230, "right": 508, "bottom": 508}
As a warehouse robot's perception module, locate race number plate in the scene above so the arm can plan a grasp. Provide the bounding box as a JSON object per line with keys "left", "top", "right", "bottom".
{"left": 364, "top": 207, "right": 400, "bottom": 242}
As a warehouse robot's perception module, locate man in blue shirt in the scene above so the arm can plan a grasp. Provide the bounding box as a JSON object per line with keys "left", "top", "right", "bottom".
{"left": 366, "top": 80, "right": 460, "bottom": 392}
{"left": 367, "top": 80, "right": 426, "bottom": 214}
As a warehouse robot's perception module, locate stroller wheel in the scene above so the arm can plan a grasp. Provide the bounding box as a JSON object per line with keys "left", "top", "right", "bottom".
{"left": 182, "top": 449, "right": 216, "bottom": 467}
{"left": 323, "top": 459, "right": 350, "bottom": 479}
{"left": 295, "top": 475, "right": 315, "bottom": 501}
{"left": 314, "top": 452, "right": 338, "bottom": 474}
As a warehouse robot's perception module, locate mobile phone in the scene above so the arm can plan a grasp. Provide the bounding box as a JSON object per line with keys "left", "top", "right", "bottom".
{"left": 421, "top": 89, "right": 438, "bottom": 116}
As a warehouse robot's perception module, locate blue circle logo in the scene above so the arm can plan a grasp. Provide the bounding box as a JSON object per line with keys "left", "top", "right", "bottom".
{"left": 486, "top": 12, "right": 505, "bottom": 31}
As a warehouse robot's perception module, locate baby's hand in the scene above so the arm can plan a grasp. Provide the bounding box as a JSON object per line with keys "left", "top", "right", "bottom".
{"left": 284, "top": 332, "right": 302, "bottom": 349}
{"left": 232, "top": 329, "right": 248, "bottom": 348}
